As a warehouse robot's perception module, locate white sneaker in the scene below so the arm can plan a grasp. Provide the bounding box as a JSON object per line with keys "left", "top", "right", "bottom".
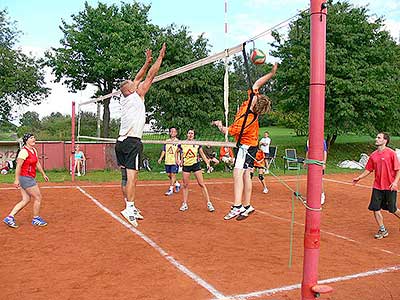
{"left": 77, "top": 172, "right": 81, "bottom": 177}
{"left": 263, "top": 187, "right": 269, "bottom": 194}
{"left": 207, "top": 201, "right": 215, "bottom": 212}
{"left": 132, "top": 208, "right": 144, "bottom": 220}
{"left": 224, "top": 205, "right": 245, "bottom": 220}
{"left": 179, "top": 202, "right": 188, "bottom": 211}
{"left": 321, "top": 192, "right": 325, "bottom": 205}
{"left": 174, "top": 184, "right": 181, "bottom": 193}
{"left": 165, "top": 189, "right": 173, "bottom": 196}
{"left": 236, "top": 205, "right": 255, "bottom": 221}
{"left": 121, "top": 209, "right": 138, "bottom": 227}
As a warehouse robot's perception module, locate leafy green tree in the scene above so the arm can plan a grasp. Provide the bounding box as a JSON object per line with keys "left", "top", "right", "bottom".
{"left": 270, "top": 1, "right": 400, "bottom": 144}
{"left": 45, "top": 1, "right": 157, "bottom": 137}
{"left": 0, "top": 9, "right": 49, "bottom": 123}
{"left": 146, "top": 25, "right": 228, "bottom": 138}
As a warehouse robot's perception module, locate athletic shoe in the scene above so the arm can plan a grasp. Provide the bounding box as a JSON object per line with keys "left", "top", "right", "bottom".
{"left": 374, "top": 229, "right": 388, "bottom": 239}
{"left": 224, "top": 205, "right": 246, "bottom": 220}
{"left": 121, "top": 209, "right": 138, "bottom": 227}
{"left": 263, "top": 187, "right": 269, "bottom": 194}
{"left": 165, "top": 189, "right": 173, "bottom": 196}
{"left": 207, "top": 201, "right": 215, "bottom": 212}
{"left": 175, "top": 183, "right": 181, "bottom": 193}
{"left": 32, "top": 216, "right": 48, "bottom": 227}
{"left": 321, "top": 192, "right": 326, "bottom": 205}
{"left": 3, "top": 216, "right": 18, "bottom": 228}
{"left": 132, "top": 208, "right": 144, "bottom": 220}
{"left": 236, "top": 205, "right": 255, "bottom": 221}
{"left": 207, "top": 166, "right": 214, "bottom": 173}
{"left": 77, "top": 172, "right": 81, "bottom": 177}
{"left": 179, "top": 202, "right": 188, "bottom": 212}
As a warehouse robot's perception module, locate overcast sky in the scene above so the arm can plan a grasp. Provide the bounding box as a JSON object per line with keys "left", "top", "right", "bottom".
{"left": 2, "top": 0, "right": 400, "bottom": 121}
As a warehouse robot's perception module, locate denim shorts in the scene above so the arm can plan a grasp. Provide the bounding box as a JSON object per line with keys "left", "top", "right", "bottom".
{"left": 19, "top": 176, "right": 37, "bottom": 190}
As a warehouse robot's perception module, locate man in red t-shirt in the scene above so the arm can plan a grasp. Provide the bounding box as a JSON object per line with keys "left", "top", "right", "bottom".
{"left": 353, "top": 132, "right": 400, "bottom": 239}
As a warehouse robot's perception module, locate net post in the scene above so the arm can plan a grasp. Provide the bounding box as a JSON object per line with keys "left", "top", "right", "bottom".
{"left": 71, "top": 101, "right": 76, "bottom": 182}
{"left": 301, "top": 1, "right": 327, "bottom": 299}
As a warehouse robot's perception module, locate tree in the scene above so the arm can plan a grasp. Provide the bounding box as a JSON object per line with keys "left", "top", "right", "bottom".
{"left": 146, "top": 25, "right": 229, "bottom": 138}
{"left": 45, "top": 1, "right": 157, "bottom": 137}
{"left": 270, "top": 1, "right": 400, "bottom": 144}
{"left": 0, "top": 9, "right": 49, "bottom": 123}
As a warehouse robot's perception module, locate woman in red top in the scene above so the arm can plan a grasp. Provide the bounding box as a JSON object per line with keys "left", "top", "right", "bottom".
{"left": 213, "top": 63, "right": 278, "bottom": 221}
{"left": 3, "top": 133, "right": 49, "bottom": 228}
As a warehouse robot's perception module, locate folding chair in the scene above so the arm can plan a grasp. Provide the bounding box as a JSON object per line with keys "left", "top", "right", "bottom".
{"left": 284, "top": 148, "right": 300, "bottom": 173}
{"left": 267, "top": 146, "right": 277, "bottom": 169}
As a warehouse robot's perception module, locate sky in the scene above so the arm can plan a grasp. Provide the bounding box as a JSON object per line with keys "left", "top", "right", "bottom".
{"left": 2, "top": 0, "right": 400, "bottom": 121}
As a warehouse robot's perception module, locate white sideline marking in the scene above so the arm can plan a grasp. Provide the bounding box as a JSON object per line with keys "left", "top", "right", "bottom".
{"left": 76, "top": 186, "right": 225, "bottom": 300}
{"left": 215, "top": 265, "right": 400, "bottom": 300}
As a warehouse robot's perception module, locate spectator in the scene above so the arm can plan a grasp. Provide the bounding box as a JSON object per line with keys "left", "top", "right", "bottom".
{"left": 219, "top": 146, "right": 234, "bottom": 171}
{"left": 203, "top": 145, "right": 219, "bottom": 173}
{"left": 259, "top": 131, "right": 271, "bottom": 173}
{"left": 74, "top": 145, "right": 86, "bottom": 176}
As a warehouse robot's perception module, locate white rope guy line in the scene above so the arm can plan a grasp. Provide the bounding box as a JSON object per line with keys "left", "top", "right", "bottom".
{"left": 76, "top": 186, "right": 226, "bottom": 300}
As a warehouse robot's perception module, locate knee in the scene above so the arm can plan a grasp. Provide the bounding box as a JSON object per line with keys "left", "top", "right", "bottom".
{"left": 258, "top": 174, "right": 264, "bottom": 182}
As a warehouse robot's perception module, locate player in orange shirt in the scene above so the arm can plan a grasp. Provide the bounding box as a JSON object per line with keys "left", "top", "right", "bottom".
{"left": 213, "top": 63, "right": 277, "bottom": 220}
{"left": 252, "top": 148, "right": 269, "bottom": 194}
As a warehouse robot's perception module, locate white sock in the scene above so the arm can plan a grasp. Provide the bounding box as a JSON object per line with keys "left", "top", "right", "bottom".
{"left": 126, "top": 201, "right": 135, "bottom": 209}
{"left": 169, "top": 186, "right": 174, "bottom": 191}
{"left": 175, "top": 182, "right": 180, "bottom": 186}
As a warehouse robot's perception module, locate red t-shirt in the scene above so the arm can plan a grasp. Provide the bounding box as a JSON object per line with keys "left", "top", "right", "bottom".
{"left": 19, "top": 146, "right": 38, "bottom": 178}
{"left": 365, "top": 148, "right": 400, "bottom": 190}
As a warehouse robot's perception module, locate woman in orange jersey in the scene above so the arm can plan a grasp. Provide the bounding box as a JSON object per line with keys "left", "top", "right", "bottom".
{"left": 3, "top": 133, "right": 49, "bottom": 228}
{"left": 176, "top": 129, "right": 215, "bottom": 212}
{"left": 252, "top": 148, "right": 269, "bottom": 194}
{"left": 213, "top": 63, "right": 277, "bottom": 221}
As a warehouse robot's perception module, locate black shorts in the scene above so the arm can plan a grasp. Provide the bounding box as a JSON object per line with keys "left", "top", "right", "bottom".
{"left": 115, "top": 137, "right": 143, "bottom": 170}
{"left": 182, "top": 162, "right": 201, "bottom": 173}
{"left": 233, "top": 145, "right": 258, "bottom": 170}
{"left": 368, "top": 188, "right": 398, "bottom": 213}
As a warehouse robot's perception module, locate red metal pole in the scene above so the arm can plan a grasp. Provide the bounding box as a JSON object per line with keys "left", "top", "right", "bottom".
{"left": 301, "top": 1, "right": 327, "bottom": 299}
{"left": 71, "top": 101, "right": 76, "bottom": 182}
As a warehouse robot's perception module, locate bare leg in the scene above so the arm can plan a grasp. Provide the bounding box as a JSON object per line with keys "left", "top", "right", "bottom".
{"left": 126, "top": 169, "right": 138, "bottom": 202}
{"left": 233, "top": 168, "right": 245, "bottom": 206}
{"left": 194, "top": 170, "right": 210, "bottom": 203}
{"left": 182, "top": 172, "right": 191, "bottom": 204}
{"left": 9, "top": 188, "right": 31, "bottom": 216}
{"left": 373, "top": 210, "right": 384, "bottom": 227}
{"left": 242, "top": 169, "right": 253, "bottom": 206}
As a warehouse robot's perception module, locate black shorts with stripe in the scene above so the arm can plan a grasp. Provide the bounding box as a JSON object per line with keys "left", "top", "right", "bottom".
{"left": 115, "top": 137, "right": 143, "bottom": 170}
{"left": 368, "top": 188, "right": 397, "bottom": 213}
{"left": 182, "top": 162, "right": 201, "bottom": 173}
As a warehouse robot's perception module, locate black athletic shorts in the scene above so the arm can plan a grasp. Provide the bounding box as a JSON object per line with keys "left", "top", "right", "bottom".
{"left": 182, "top": 162, "right": 202, "bottom": 173}
{"left": 115, "top": 137, "right": 143, "bottom": 170}
{"left": 368, "top": 188, "right": 398, "bottom": 213}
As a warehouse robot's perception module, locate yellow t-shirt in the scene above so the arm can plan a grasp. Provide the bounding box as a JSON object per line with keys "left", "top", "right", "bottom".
{"left": 164, "top": 139, "right": 179, "bottom": 165}
{"left": 179, "top": 144, "right": 201, "bottom": 167}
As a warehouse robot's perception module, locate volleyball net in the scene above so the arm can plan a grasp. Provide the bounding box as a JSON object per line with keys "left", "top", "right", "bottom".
{"left": 74, "top": 9, "right": 307, "bottom": 148}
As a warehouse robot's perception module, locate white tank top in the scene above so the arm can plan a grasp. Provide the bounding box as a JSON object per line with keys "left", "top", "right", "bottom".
{"left": 118, "top": 92, "right": 145, "bottom": 140}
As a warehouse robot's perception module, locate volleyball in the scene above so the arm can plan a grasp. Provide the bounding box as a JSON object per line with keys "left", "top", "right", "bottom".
{"left": 250, "top": 49, "right": 266, "bottom": 65}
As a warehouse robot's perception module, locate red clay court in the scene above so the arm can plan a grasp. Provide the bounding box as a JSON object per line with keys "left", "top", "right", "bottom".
{"left": 1, "top": 173, "right": 399, "bottom": 300}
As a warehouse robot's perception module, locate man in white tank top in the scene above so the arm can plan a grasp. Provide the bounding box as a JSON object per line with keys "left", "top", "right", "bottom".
{"left": 115, "top": 43, "right": 166, "bottom": 226}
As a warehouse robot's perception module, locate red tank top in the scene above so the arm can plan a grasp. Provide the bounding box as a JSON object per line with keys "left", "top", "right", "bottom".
{"left": 20, "top": 146, "right": 38, "bottom": 178}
